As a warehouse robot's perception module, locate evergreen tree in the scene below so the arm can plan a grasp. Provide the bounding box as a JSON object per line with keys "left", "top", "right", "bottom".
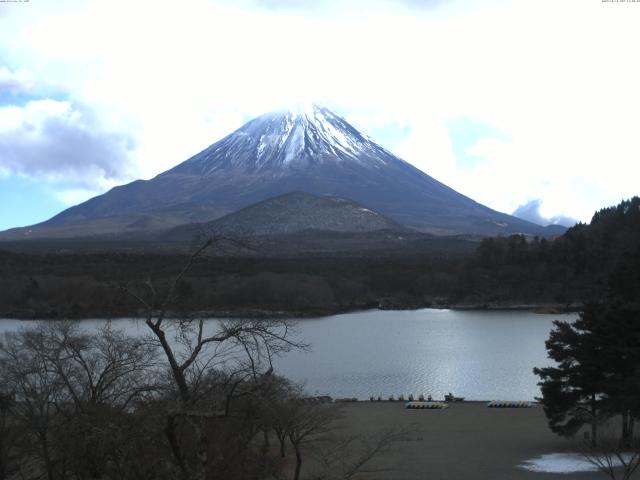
{"left": 598, "top": 302, "right": 640, "bottom": 446}
{"left": 534, "top": 304, "right": 611, "bottom": 446}
{"left": 535, "top": 297, "right": 640, "bottom": 446}
{"left": 604, "top": 247, "right": 640, "bottom": 445}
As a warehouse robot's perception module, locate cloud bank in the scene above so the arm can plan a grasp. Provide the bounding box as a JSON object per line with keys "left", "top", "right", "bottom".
{"left": 512, "top": 199, "right": 577, "bottom": 228}
{"left": 0, "top": 66, "right": 34, "bottom": 94}
{"left": 0, "top": 99, "right": 136, "bottom": 189}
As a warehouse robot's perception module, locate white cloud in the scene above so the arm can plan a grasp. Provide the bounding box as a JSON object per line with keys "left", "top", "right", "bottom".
{"left": 0, "top": 99, "right": 136, "bottom": 188}
{"left": 0, "top": 66, "right": 35, "bottom": 93}
{"left": 512, "top": 199, "right": 576, "bottom": 228}
{"left": 1, "top": 0, "right": 639, "bottom": 222}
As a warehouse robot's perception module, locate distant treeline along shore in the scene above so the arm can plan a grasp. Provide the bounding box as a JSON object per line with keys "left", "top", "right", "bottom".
{"left": 0, "top": 197, "right": 639, "bottom": 320}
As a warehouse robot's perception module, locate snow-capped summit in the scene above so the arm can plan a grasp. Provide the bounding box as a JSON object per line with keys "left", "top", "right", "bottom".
{"left": 169, "top": 104, "right": 392, "bottom": 175}
{"left": 1, "top": 105, "right": 562, "bottom": 239}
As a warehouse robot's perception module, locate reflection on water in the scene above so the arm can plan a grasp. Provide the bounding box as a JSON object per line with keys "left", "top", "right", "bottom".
{"left": 272, "top": 309, "right": 575, "bottom": 401}
{"left": 0, "top": 309, "right": 575, "bottom": 401}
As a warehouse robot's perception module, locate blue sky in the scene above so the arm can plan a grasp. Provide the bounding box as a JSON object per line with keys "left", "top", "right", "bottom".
{"left": 0, "top": 176, "right": 67, "bottom": 229}
{"left": 1, "top": 0, "right": 640, "bottom": 231}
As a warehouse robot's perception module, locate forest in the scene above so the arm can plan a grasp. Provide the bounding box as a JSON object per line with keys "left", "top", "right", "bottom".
{"left": 532, "top": 204, "right": 640, "bottom": 477}
{"left": 0, "top": 197, "right": 639, "bottom": 319}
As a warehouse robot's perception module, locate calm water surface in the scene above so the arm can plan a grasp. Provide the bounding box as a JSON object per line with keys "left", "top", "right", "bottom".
{"left": 0, "top": 309, "right": 575, "bottom": 401}
{"left": 272, "top": 309, "right": 576, "bottom": 401}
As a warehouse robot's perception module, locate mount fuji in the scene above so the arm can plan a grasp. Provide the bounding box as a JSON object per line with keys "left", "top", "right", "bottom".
{"left": 1, "top": 105, "right": 560, "bottom": 240}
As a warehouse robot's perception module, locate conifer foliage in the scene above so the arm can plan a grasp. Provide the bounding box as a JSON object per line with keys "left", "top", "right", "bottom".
{"left": 534, "top": 256, "right": 640, "bottom": 446}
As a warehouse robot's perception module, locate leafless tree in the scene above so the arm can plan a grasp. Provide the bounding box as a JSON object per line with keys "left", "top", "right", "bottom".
{"left": 310, "top": 427, "right": 406, "bottom": 480}
{"left": 0, "top": 233, "right": 401, "bottom": 480}
{"left": 0, "top": 321, "right": 160, "bottom": 480}
{"left": 269, "top": 399, "right": 405, "bottom": 480}
{"left": 0, "top": 392, "right": 17, "bottom": 480}
{"left": 581, "top": 424, "right": 640, "bottom": 480}
{"left": 0, "top": 329, "right": 66, "bottom": 480}
{"left": 286, "top": 403, "right": 339, "bottom": 480}
{"left": 119, "top": 236, "right": 307, "bottom": 480}
{"left": 28, "top": 321, "right": 159, "bottom": 412}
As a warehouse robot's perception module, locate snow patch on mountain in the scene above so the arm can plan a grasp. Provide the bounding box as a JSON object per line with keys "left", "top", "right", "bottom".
{"left": 172, "top": 104, "right": 397, "bottom": 176}
{"left": 283, "top": 122, "right": 305, "bottom": 164}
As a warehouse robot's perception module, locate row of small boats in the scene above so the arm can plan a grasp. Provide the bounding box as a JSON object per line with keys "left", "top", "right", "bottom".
{"left": 405, "top": 400, "right": 534, "bottom": 409}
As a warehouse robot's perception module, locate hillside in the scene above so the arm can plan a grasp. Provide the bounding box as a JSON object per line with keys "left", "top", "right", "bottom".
{"left": 0, "top": 105, "right": 558, "bottom": 240}
{"left": 164, "top": 192, "right": 407, "bottom": 240}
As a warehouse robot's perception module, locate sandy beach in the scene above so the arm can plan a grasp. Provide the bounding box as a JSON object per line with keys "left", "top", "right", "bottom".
{"left": 326, "top": 402, "right": 628, "bottom": 480}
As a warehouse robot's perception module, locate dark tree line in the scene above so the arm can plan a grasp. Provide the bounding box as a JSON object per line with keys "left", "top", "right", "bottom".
{"left": 4, "top": 197, "right": 639, "bottom": 319}
{"left": 0, "top": 251, "right": 464, "bottom": 319}
{"left": 534, "top": 231, "right": 640, "bottom": 449}
{"left": 460, "top": 197, "right": 640, "bottom": 307}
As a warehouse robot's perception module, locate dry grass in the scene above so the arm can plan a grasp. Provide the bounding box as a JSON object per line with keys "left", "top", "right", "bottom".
{"left": 326, "top": 402, "right": 611, "bottom": 480}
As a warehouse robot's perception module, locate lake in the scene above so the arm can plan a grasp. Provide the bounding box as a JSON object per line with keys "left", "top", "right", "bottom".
{"left": 0, "top": 309, "right": 575, "bottom": 401}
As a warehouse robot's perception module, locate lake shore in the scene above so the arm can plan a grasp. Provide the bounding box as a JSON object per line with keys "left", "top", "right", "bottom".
{"left": 328, "top": 402, "right": 605, "bottom": 480}
{"left": 0, "top": 302, "right": 582, "bottom": 321}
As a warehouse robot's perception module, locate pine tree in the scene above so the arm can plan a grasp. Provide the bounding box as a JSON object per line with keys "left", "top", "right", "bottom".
{"left": 535, "top": 299, "right": 640, "bottom": 446}
{"left": 534, "top": 304, "right": 611, "bottom": 446}
{"left": 598, "top": 302, "right": 640, "bottom": 446}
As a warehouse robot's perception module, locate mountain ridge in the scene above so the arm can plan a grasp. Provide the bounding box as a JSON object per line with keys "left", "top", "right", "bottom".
{"left": 0, "top": 104, "right": 562, "bottom": 239}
